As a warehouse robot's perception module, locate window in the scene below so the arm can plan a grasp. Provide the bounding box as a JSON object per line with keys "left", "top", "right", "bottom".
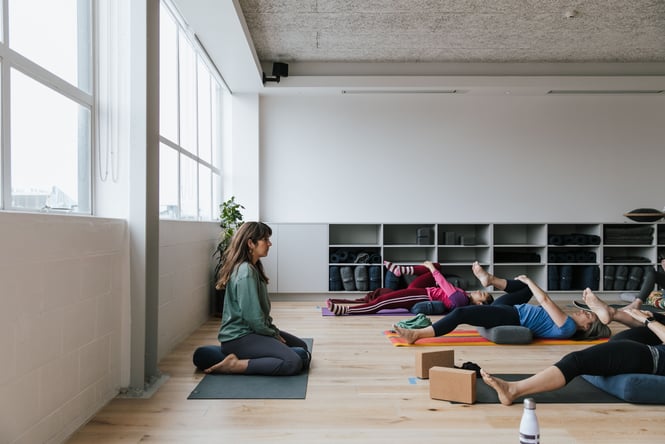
{"left": 159, "top": 1, "right": 224, "bottom": 221}
{"left": 1, "top": 0, "right": 93, "bottom": 213}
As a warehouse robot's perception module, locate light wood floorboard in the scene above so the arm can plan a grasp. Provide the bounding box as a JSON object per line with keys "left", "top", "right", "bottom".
{"left": 67, "top": 299, "right": 665, "bottom": 443}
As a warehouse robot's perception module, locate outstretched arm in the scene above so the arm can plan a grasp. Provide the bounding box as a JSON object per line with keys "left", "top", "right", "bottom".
{"left": 424, "top": 261, "right": 460, "bottom": 296}
{"left": 515, "top": 275, "right": 569, "bottom": 327}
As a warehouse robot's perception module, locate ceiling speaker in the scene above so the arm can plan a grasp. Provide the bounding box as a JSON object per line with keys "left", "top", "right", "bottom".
{"left": 272, "top": 62, "right": 289, "bottom": 78}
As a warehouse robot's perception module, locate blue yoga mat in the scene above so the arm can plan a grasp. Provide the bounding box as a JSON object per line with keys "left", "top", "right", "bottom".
{"left": 188, "top": 338, "right": 313, "bottom": 400}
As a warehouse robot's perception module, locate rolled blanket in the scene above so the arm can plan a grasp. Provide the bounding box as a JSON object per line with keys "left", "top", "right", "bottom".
{"left": 573, "top": 234, "right": 588, "bottom": 245}
{"left": 548, "top": 235, "right": 563, "bottom": 245}
{"left": 369, "top": 253, "right": 382, "bottom": 264}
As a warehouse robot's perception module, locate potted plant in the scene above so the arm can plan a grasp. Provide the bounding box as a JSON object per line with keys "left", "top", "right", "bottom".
{"left": 212, "top": 196, "right": 244, "bottom": 316}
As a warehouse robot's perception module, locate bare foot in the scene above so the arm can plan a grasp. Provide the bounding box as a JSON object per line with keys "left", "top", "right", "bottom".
{"left": 582, "top": 288, "right": 613, "bottom": 325}
{"left": 472, "top": 261, "right": 492, "bottom": 287}
{"left": 204, "top": 353, "right": 242, "bottom": 374}
{"left": 480, "top": 369, "right": 516, "bottom": 406}
{"left": 393, "top": 325, "right": 421, "bottom": 344}
{"left": 621, "top": 298, "right": 643, "bottom": 311}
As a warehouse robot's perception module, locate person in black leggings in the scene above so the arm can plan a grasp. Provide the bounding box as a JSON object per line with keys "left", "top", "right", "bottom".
{"left": 481, "top": 306, "right": 665, "bottom": 405}
{"left": 393, "top": 275, "right": 610, "bottom": 344}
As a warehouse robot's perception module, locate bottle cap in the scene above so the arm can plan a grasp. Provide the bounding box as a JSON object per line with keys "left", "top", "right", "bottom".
{"left": 524, "top": 398, "right": 536, "bottom": 409}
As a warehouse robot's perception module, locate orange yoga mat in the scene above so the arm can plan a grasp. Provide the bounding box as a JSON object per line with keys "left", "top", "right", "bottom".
{"left": 383, "top": 329, "right": 609, "bottom": 346}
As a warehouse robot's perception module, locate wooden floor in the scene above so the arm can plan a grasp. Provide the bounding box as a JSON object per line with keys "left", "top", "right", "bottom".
{"left": 68, "top": 298, "right": 665, "bottom": 443}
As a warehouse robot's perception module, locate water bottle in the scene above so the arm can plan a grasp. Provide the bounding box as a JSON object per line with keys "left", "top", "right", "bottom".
{"left": 519, "top": 398, "right": 540, "bottom": 444}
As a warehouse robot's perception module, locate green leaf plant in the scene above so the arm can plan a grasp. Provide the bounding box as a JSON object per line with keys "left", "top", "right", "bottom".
{"left": 214, "top": 196, "right": 245, "bottom": 281}
{"left": 212, "top": 197, "right": 245, "bottom": 316}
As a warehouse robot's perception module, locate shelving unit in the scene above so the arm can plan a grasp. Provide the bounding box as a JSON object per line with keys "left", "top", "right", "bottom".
{"left": 327, "top": 222, "right": 665, "bottom": 294}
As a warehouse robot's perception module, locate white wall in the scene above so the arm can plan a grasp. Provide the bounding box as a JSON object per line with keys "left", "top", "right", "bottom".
{"left": 158, "top": 221, "right": 220, "bottom": 361}
{"left": 0, "top": 213, "right": 128, "bottom": 444}
{"left": 259, "top": 93, "right": 665, "bottom": 223}
{"left": 0, "top": 214, "right": 222, "bottom": 444}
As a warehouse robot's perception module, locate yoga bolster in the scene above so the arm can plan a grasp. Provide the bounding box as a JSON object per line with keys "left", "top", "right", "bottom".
{"left": 369, "top": 265, "right": 382, "bottom": 290}
{"left": 329, "top": 266, "right": 343, "bottom": 291}
{"left": 476, "top": 325, "right": 533, "bottom": 344}
{"left": 410, "top": 300, "right": 446, "bottom": 315}
{"left": 354, "top": 265, "right": 369, "bottom": 291}
{"left": 340, "top": 266, "right": 356, "bottom": 291}
{"left": 384, "top": 270, "right": 401, "bottom": 290}
{"left": 582, "top": 374, "right": 665, "bottom": 404}
{"left": 548, "top": 265, "right": 559, "bottom": 291}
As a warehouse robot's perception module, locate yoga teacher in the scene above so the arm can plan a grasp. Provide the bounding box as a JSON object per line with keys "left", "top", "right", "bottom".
{"left": 202, "top": 221, "right": 310, "bottom": 375}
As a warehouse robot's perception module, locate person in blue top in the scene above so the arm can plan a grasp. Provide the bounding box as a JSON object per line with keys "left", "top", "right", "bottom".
{"left": 393, "top": 274, "right": 610, "bottom": 344}
{"left": 201, "top": 221, "right": 310, "bottom": 376}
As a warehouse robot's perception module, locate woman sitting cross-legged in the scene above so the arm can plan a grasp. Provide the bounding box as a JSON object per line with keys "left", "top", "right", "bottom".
{"left": 393, "top": 275, "right": 611, "bottom": 343}
{"left": 207, "top": 222, "right": 310, "bottom": 376}
{"left": 480, "top": 306, "right": 665, "bottom": 405}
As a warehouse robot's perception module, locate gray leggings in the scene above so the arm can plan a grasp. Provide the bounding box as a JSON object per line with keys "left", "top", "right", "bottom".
{"left": 222, "top": 331, "right": 308, "bottom": 376}
{"left": 637, "top": 267, "right": 665, "bottom": 301}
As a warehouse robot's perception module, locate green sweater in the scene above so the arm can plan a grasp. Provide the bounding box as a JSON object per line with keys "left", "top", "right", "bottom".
{"left": 217, "top": 262, "right": 279, "bottom": 343}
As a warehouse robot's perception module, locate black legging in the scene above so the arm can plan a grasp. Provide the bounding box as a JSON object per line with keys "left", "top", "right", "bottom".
{"left": 611, "top": 312, "right": 665, "bottom": 345}
{"left": 222, "top": 330, "right": 308, "bottom": 376}
{"left": 431, "top": 278, "right": 531, "bottom": 337}
{"left": 637, "top": 266, "right": 665, "bottom": 301}
{"left": 491, "top": 279, "right": 534, "bottom": 306}
{"left": 555, "top": 339, "right": 656, "bottom": 383}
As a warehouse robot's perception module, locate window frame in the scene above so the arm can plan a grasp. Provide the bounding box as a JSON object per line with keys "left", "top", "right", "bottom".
{"left": 0, "top": 0, "right": 95, "bottom": 214}
{"left": 159, "top": 0, "right": 225, "bottom": 222}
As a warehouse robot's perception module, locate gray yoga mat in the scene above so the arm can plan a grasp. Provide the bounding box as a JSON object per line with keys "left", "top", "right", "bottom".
{"left": 474, "top": 374, "right": 622, "bottom": 404}
{"left": 188, "top": 338, "right": 312, "bottom": 400}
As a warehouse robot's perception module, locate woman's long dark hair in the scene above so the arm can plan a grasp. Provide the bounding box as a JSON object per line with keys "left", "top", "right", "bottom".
{"left": 215, "top": 222, "right": 272, "bottom": 290}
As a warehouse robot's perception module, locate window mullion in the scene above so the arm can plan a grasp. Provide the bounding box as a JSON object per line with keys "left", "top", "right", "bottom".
{"left": 8, "top": 49, "right": 93, "bottom": 108}
{"left": 1, "top": 58, "right": 11, "bottom": 208}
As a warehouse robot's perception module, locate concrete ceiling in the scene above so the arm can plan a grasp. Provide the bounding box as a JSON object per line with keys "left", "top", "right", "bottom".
{"left": 237, "top": 0, "right": 665, "bottom": 77}
{"left": 172, "top": 0, "right": 665, "bottom": 94}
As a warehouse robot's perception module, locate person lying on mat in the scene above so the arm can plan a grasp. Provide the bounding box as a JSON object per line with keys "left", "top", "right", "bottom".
{"left": 393, "top": 274, "right": 610, "bottom": 344}
{"left": 480, "top": 307, "right": 665, "bottom": 405}
{"left": 207, "top": 221, "right": 310, "bottom": 376}
{"left": 327, "top": 261, "right": 544, "bottom": 316}
{"left": 576, "top": 288, "right": 665, "bottom": 346}
{"left": 326, "top": 261, "right": 494, "bottom": 316}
